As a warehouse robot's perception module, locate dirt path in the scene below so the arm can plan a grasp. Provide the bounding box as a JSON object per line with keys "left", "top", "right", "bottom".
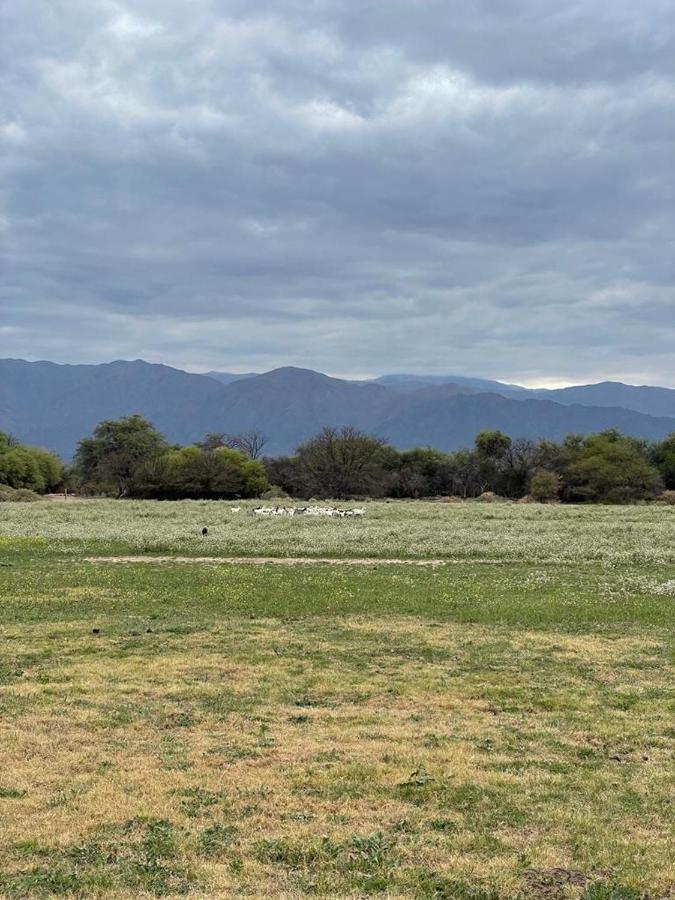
{"left": 84, "top": 555, "right": 448, "bottom": 567}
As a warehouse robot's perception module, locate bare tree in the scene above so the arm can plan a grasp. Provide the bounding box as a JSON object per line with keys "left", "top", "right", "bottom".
{"left": 225, "top": 429, "right": 268, "bottom": 459}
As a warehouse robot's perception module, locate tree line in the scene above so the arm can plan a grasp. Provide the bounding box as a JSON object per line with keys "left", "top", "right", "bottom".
{"left": 266, "top": 425, "right": 675, "bottom": 503}
{"left": 2, "top": 416, "right": 674, "bottom": 503}
{"left": 0, "top": 432, "right": 63, "bottom": 496}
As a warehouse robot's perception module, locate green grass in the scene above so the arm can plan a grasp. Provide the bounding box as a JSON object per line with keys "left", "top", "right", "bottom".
{"left": 0, "top": 500, "right": 673, "bottom": 898}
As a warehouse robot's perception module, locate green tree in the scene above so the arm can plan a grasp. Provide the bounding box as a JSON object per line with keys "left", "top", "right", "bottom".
{"left": 393, "top": 447, "right": 453, "bottom": 498}
{"left": 75, "top": 415, "right": 168, "bottom": 497}
{"left": 475, "top": 430, "right": 512, "bottom": 460}
{"left": 0, "top": 432, "right": 63, "bottom": 493}
{"left": 652, "top": 433, "right": 675, "bottom": 489}
{"left": 132, "top": 446, "right": 268, "bottom": 499}
{"left": 263, "top": 455, "right": 310, "bottom": 498}
{"left": 567, "top": 431, "right": 662, "bottom": 503}
{"left": 296, "top": 426, "right": 397, "bottom": 498}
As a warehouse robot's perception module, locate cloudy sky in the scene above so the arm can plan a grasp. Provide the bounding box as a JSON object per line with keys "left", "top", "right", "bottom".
{"left": 2, "top": 1, "right": 674, "bottom": 386}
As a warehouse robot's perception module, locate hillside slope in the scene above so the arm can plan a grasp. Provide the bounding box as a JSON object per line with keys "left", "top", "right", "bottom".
{"left": 2, "top": 359, "right": 674, "bottom": 459}
{"left": 531, "top": 382, "right": 675, "bottom": 418}
{"left": 377, "top": 390, "right": 675, "bottom": 451}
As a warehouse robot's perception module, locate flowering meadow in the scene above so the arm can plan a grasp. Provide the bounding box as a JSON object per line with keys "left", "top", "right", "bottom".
{"left": 1, "top": 497, "right": 674, "bottom": 567}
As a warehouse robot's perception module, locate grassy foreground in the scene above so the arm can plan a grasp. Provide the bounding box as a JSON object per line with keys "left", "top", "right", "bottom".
{"left": 0, "top": 500, "right": 673, "bottom": 899}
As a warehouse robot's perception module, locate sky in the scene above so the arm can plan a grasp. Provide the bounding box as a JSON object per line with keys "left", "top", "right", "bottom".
{"left": 1, "top": 1, "right": 674, "bottom": 387}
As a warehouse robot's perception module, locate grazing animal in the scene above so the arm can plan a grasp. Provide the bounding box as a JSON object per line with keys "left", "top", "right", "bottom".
{"left": 202, "top": 527, "right": 209, "bottom": 536}
{"left": 251, "top": 505, "right": 366, "bottom": 518}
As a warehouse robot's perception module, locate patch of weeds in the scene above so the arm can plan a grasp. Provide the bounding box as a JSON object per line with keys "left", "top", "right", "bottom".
{"left": 281, "top": 812, "right": 315, "bottom": 823}
{"left": 345, "top": 689, "right": 372, "bottom": 704}
{"left": 216, "top": 744, "right": 261, "bottom": 763}
{"left": 523, "top": 868, "right": 624, "bottom": 900}
{"left": 200, "top": 690, "right": 257, "bottom": 720}
{"left": 229, "top": 855, "right": 244, "bottom": 875}
{"left": 399, "top": 765, "right": 434, "bottom": 788}
{"left": 289, "top": 713, "right": 310, "bottom": 724}
{"left": 0, "top": 786, "right": 26, "bottom": 799}
{"left": 392, "top": 818, "right": 416, "bottom": 833}
{"left": 581, "top": 884, "right": 643, "bottom": 900}
{"left": 198, "top": 823, "right": 237, "bottom": 857}
{"left": 255, "top": 832, "right": 397, "bottom": 892}
{"left": 314, "top": 749, "right": 345, "bottom": 763}
{"left": 47, "top": 786, "right": 85, "bottom": 809}
{"left": 0, "top": 864, "right": 108, "bottom": 897}
{"left": 173, "top": 786, "right": 221, "bottom": 818}
{"left": 158, "top": 735, "right": 190, "bottom": 771}
{"left": 292, "top": 693, "right": 335, "bottom": 708}
{"left": 397, "top": 765, "right": 436, "bottom": 804}
{"left": 407, "top": 869, "right": 501, "bottom": 899}
{"left": 429, "top": 818, "right": 459, "bottom": 833}
{"left": 255, "top": 835, "right": 341, "bottom": 868}
{"left": 0, "top": 665, "right": 24, "bottom": 684}
{"left": 381, "top": 752, "right": 401, "bottom": 764}
{"left": 162, "top": 710, "right": 196, "bottom": 729}
{"left": 0, "top": 819, "right": 196, "bottom": 898}
{"left": 347, "top": 832, "right": 393, "bottom": 869}
{"left": 257, "top": 721, "right": 275, "bottom": 748}
{"left": 443, "top": 782, "right": 527, "bottom": 827}
{"left": 294, "top": 762, "right": 382, "bottom": 800}
{"left": 7, "top": 840, "right": 51, "bottom": 859}
{"left": 423, "top": 733, "right": 448, "bottom": 749}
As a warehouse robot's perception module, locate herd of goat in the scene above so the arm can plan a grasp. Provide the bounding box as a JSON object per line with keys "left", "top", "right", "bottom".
{"left": 231, "top": 505, "right": 366, "bottom": 518}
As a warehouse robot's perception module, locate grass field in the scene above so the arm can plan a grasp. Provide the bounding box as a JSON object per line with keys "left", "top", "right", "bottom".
{"left": 0, "top": 500, "right": 673, "bottom": 899}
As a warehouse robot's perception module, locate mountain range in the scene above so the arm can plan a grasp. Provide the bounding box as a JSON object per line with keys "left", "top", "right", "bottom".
{"left": 1, "top": 358, "right": 674, "bottom": 459}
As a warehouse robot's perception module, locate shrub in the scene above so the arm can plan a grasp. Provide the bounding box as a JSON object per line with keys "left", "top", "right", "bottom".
{"left": 261, "top": 485, "right": 289, "bottom": 499}
{"left": 0, "top": 485, "right": 41, "bottom": 502}
{"left": 529, "top": 469, "right": 561, "bottom": 503}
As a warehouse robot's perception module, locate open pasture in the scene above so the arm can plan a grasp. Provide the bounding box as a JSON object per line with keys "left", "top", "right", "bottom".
{"left": 0, "top": 500, "right": 673, "bottom": 898}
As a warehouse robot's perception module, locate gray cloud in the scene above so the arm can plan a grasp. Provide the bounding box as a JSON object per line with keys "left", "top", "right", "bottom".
{"left": 1, "top": 0, "right": 674, "bottom": 385}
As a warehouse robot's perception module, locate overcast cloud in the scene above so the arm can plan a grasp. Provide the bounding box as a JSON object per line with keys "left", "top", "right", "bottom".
{"left": 1, "top": 0, "right": 674, "bottom": 385}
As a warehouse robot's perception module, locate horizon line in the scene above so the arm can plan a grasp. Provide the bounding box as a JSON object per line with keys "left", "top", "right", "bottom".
{"left": 2, "top": 356, "right": 674, "bottom": 392}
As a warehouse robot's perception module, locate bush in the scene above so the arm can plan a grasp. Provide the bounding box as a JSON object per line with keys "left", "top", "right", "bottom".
{"left": 261, "top": 485, "right": 289, "bottom": 499}
{"left": 0, "top": 432, "right": 63, "bottom": 493}
{"left": 0, "top": 485, "right": 41, "bottom": 502}
{"left": 529, "top": 469, "right": 561, "bottom": 503}
{"left": 655, "top": 490, "right": 675, "bottom": 505}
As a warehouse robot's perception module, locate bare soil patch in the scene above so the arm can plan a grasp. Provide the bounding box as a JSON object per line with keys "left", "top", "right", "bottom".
{"left": 84, "top": 554, "right": 448, "bottom": 567}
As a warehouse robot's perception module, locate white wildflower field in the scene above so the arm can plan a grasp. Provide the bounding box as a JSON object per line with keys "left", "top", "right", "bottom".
{"left": 2, "top": 497, "right": 674, "bottom": 566}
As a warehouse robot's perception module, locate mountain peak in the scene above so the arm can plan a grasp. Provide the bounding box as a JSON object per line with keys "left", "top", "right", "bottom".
{"left": 2, "top": 358, "right": 674, "bottom": 460}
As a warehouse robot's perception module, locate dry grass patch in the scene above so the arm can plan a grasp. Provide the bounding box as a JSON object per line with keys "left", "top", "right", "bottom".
{"left": 0, "top": 616, "right": 672, "bottom": 897}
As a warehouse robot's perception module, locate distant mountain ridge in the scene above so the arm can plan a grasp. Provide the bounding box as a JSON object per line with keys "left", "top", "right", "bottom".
{"left": 367, "top": 373, "right": 675, "bottom": 417}
{"left": 1, "top": 358, "right": 674, "bottom": 459}
{"left": 529, "top": 382, "right": 675, "bottom": 418}
{"left": 371, "top": 373, "right": 527, "bottom": 396}
{"left": 205, "top": 371, "right": 258, "bottom": 385}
